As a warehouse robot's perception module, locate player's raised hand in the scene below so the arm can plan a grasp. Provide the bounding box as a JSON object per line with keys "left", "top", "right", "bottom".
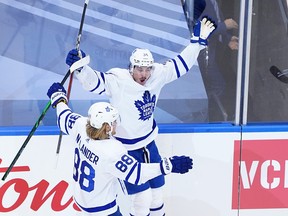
{"left": 66, "top": 49, "right": 86, "bottom": 67}
{"left": 160, "top": 155, "right": 193, "bottom": 175}
{"left": 47, "top": 82, "right": 67, "bottom": 108}
{"left": 199, "top": 17, "right": 216, "bottom": 45}
{"left": 191, "top": 16, "right": 216, "bottom": 46}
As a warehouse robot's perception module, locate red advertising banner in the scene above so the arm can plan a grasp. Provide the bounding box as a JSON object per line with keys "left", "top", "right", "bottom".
{"left": 232, "top": 139, "right": 288, "bottom": 209}
{"left": 0, "top": 136, "right": 80, "bottom": 215}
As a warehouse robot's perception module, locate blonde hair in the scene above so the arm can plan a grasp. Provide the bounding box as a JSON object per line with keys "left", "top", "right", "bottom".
{"left": 86, "top": 120, "right": 109, "bottom": 140}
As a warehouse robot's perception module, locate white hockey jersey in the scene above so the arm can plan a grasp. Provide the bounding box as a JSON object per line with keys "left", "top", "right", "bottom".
{"left": 56, "top": 103, "right": 165, "bottom": 215}
{"left": 76, "top": 43, "right": 204, "bottom": 150}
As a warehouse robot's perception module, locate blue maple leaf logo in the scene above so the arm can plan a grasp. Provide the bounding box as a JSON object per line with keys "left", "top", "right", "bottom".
{"left": 134, "top": 91, "right": 156, "bottom": 121}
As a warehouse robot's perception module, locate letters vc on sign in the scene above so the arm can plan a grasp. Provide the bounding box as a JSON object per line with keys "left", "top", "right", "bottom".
{"left": 232, "top": 139, "right": 288, "bottom": 209}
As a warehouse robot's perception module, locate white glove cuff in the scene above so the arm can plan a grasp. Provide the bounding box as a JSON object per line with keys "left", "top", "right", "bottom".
{"left": 190, "top": 35, "right": 199, "bottom": 43}
{"left": 160, "top": 157, "right": 172, "bottom": 175}
{"left": 51, "top": 92, "right": 67, "bottom": 107}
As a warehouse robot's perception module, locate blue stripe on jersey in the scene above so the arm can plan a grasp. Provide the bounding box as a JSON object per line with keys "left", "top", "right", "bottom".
{"left": 75, "top": 199, "right": 117, "bottom": 213}
{"left": 177, "top": 54, "right": 188, "bottom": 72}
{"left": 99, "top": 89, "right": 106, "bottom": 95}
{"left": 135, "top": 163, "right": 141, "bottom": 185}
{"left": 115, "top": 120, "right": 157, "bottom": 145}
{"left": 58, "top": 108, "right": 71, "bottom": 134}
{"left": 130, "top": 213, "right": 150, "bottom": 216}
{"left": 150, "top": 203, "right": 164, "bottom": 211}
{"left": 125, "top": 162, "right": 138, "bottom": 183}
{"left": 100, "top": 72, "right": 106, "bottom": 83}
{"left": 90, "top": 72, "right": 106, "bottom": 93}
{"left": 171, "top": 59, "right": 180, "bottom": 78}
{"left": 89, "top": 77, "right": 101, "bottom": 92}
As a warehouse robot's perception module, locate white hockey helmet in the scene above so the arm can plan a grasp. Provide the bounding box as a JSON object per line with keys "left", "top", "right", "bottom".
{"left": 88, "top": 102, "right": 119, "bottom": 129}
{"left": 129, "top": 48, "right": 154, "bottom": 68}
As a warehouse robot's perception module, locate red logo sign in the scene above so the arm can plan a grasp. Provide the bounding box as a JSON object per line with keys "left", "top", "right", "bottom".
{"left": 232, "top": 139, "right": 288, "bottom": 209}
{"left": 0, "top": 158, "right": 80, "bottom": 213}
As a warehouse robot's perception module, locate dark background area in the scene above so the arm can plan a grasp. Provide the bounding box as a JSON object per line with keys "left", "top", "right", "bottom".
{"left": 217, "top": 0, "right": 288, "bottom": 122}
{"left": 248, "top": 0, "right": 288, "bottom": 122}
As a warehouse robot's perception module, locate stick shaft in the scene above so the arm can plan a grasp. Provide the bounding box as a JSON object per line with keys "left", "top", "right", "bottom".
{"left": 55, "top": 0, "right": 89, "bottom": 154}
{"left": 56, "top": 73, "right": 74, "bottom": 154}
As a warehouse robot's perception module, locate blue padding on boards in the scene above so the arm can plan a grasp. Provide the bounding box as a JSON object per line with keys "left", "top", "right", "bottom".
{"left": 0, "top": 124, "right": 241, "bottom": 136}
{"left": 242, "top": 123, "right": 288, "bottom": 132}
{"left": 159, "top": 123, "right": 241, "bottom": 133}
{"left": 0, "top": 126, "right": 60, "bottom": 136}
{"left": 3, "top": 123, "right": 288, "bottom": 136}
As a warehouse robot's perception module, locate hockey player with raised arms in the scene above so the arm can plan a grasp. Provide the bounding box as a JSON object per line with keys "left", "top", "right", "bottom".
{"left": 47, "top": 82, "right": 193, "bottom": 216}
{"left": 65, "top": 17, "right": 216, "bottom": 216}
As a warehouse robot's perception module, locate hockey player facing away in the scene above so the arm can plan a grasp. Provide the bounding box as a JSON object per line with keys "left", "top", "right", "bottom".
{"left": 47, "top": 82, "right": 193, "bottom": 216}
{"left": 65, "top": 17, "right": 216, "bottom": 216}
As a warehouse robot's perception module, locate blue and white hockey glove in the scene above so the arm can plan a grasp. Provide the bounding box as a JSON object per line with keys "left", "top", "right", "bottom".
{"left": 160, "top": 156, "right": 193, "bottom": 175}
{"left": 47, "top": 82, "right": 67, "bottom": 108}
{"left": 191, "top": 16, "right": 216, "bottom": 45}
{"left": 66, "top": 49, "right": 86, "bottom": 67}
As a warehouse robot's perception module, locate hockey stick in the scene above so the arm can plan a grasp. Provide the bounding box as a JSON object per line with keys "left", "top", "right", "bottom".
{"left": 1, "top": 0, "right": 90, "bottom": 181}
{"left": 55, "top": 73, "right": 73, "bottom": 155}
{"left": 270, "top": 65, "right": 288, "bottom": 84}
{"left": 54, "top": 76, "right": 73, "bottom": 169}
{"left": 56, "top": 0, "right": 88, "bottom": 155}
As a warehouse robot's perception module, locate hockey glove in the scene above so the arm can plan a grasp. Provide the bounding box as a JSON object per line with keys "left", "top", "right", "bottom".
{"left": 191, "top": 16, "right": 216, "bottom": 45}
{"left": 66, "top": 49, "right": 86, "bottom": 67}
{"left": 160, "top": 155, "right": 193, "bottom": 175}
{"left": 47, "top": 82, "right": 67, "bottom": 108}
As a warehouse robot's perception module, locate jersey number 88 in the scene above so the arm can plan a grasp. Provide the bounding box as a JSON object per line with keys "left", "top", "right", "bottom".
{"left": 73, "top": 148, "right": 135, "bottom": 192}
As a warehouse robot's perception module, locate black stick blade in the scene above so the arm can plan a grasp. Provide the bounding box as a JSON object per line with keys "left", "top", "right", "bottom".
{"left": 270, "top": 65, "right": 288, "bottom": 84}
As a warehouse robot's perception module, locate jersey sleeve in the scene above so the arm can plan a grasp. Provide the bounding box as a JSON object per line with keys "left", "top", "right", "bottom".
{"left": 158, "top": 42, "right": 204, "bottom": 84}
{"left": 75, "top": 65, "right": 105, "bottom": 93}
{"left": 106, "top": 142, "right": 163, "bottom": 185}
{"left": 56, "top": 102, "right": 84, "bottom": 137}
{"left": 75, "top": 65, "right": 119, "bottom": 97}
